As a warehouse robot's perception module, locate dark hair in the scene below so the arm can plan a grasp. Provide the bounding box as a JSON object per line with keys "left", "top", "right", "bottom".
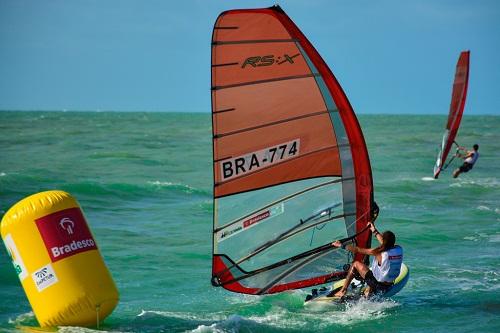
{"left": 374, "top": 231, "right": 396, "bottom": 254}
{"left": 473, "top": 144, "right": 479, "bottom": 150}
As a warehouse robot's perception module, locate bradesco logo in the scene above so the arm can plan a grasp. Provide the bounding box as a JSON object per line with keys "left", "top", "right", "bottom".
{"left": 35, "top": 207, "right": 97, "bottom": 262}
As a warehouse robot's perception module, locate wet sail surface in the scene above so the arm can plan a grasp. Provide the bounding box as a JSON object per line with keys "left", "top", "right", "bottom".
{"left": 211, "top": 6, "right": 374, "bottom": 294}
{"left": 434, "top": 51, "right": 470, "bottom": 178}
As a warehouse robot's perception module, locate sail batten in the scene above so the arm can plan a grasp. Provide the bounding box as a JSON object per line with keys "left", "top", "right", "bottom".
{"left": 213, "top": 38, "right": 300, "bottom": 45}
{"left": 211, "top": 5, "right": 374, "bottom": 294}
{"left": 212, "top": 74, "right": 320, "bottom": 91}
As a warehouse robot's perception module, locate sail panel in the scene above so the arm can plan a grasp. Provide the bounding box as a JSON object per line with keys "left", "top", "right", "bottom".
{"left": 213, "top": 77, "right": 327, "bottom": 134}
{"left": 212, "top": 42, "right": 311, "bottom": 88}
{"left": 213, "top": 11, "right": 291, "bottom": 41}
{"left": 215, "top": 177, "right": 344, "bottom": 229}
{"left": 215, "top": 177, "right": 349, "bottom": 271}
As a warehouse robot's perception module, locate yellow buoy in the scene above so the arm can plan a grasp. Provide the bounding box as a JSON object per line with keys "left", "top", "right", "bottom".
{"left": 1, "top": 190, "right": 119, "bottom": 327}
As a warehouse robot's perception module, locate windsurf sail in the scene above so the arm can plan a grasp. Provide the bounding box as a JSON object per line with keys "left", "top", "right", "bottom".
{"left": 433, "top": 51, "right": 470, "bottom": 179}
{"left": 211, "top": 5, "right": 375, "bottom": 295}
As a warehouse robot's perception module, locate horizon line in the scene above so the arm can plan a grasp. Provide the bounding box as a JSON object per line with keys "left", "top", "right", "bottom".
{"left": 0, "top": 109, "right": 498, "bottom": 116}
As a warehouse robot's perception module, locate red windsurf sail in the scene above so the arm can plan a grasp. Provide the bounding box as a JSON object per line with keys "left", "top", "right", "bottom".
{"left": 434, "top": 51, "right": 470, "bottom": 179}
{"left": 211, "top": 5, "right": 375, "bottom": 295}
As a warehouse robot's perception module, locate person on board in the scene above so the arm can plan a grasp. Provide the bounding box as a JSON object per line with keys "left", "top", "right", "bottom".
{"left": 331, "top": 222, "right": 403, "bottom": 298}
{"left": 453, "top": 144, "right": 479, "bottom": 178}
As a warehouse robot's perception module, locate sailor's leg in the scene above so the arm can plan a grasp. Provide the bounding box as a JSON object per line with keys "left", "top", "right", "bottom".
{"left": 352, "top": 261, "right": 370, "bottom": 279}
{"left": 334, "top": 261, "right": 368, "bottom": 297}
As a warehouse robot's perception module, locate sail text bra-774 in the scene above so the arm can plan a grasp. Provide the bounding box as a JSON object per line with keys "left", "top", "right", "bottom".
{"left": 211, "top": 5, "right": 376, "bottom": 295}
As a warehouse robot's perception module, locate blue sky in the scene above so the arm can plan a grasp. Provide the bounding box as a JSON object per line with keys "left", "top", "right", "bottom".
{"left": 0, "top": 0, "right": 499, "bottom": 114}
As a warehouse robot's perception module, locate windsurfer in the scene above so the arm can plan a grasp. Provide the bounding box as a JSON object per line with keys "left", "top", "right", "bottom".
{"left": 453, "top": 144, "right": 479, "bottom": 178}
{"left": 331, "top": 222, "right": 403, "bottom": 298}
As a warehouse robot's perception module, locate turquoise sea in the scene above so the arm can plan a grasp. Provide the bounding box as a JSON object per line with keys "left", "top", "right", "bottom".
{"left": 0, "top": 111, "right": 499, "bottom": 333}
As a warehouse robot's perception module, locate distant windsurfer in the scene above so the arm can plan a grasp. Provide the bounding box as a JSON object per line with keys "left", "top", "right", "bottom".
{"left": 453, "top": 144, "right": 479, "bottom": 178}
{"left": 331, "top": 222, "right": 403, "bottom": 298}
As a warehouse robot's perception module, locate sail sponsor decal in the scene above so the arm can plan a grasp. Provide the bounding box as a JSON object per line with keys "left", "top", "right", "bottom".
{"left": 220, "top": 139, "right": 300, "bottom": 182}
{"left": 35, "top": 207, "right": 97, "bottom": 262}
{"left": 32, "top": 263, "right": 58, "bottom": 292}
{"left": 3, "top": 234, "right": 28, "bottom": 281}
{"left": 217, "top": 203, "right": 284, "bottom": 242}
{"left": 242, "top": 53, "right": 301, "bottom": 68}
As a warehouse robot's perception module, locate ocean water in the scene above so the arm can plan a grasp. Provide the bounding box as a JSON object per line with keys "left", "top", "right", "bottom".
{"left": 0, "top": 111, "right": 499, "bottom": 333}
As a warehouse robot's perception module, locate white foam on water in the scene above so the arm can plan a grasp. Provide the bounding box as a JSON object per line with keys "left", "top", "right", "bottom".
{"left": 421, "top": 177, "right": 435, "bottom": 182}
{"left": 322, "top": 298, "right": 399, "bottom": 326}
{"left": 488, "top": 234, "right": 500, "bottom": 243}
{"left": 223, "top": 293, "right": 263, "bottom": 305}
{"left": 137, "top": 310, "right": 226, "bottom": 322}
{"left": 7, "top": 312, "right": 34, "bottom": 325}
{"left": 188, "top": 315, "right": 244, "bottom": 333}
{"left": 181, "top": 294, "right": 401, "bottom": 332}
{"left": 0, "top": 172, "right": 6, "bottom": 177}
{"left": 147, "top": 180, "right": 197, "bottom": 193}
{"left": 463, "top": 232, "right": 496, "bottom": 243}
{"left": 477, "top": 205, "right": 491, "bottom": 211}
{"left": 440, "top": 267, "right": 499, "bottom": 292}
{"left": 236, "top": 298, "right": 398, "bottom": 330}
{"left": 450, "top": 178, "right": 499, "bottom": 189}
{"left": 190, "top": 323, "right": 224, "bottom": 333}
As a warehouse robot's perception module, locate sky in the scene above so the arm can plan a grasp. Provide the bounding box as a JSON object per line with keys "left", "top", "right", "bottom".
{"left": 0, "top": 0, "right": 499, "bottom": 114}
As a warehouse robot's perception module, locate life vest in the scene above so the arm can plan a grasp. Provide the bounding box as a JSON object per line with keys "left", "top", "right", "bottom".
{"left": 371, "top": 245, "right": 403, "bottom": 283}
{"left": 464, "top": 151, "right": 479, "bottom": 165}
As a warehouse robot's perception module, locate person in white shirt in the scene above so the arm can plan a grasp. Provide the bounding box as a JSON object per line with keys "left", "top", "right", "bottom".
{"left": 332, "top": 221, "right": 403, "bottom": 298}
{"left": 453, "top": 144, "right": 479, "bottom": 178}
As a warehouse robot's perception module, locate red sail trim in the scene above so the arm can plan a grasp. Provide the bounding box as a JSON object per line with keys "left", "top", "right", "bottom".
{"left": 434, "top": 51, "right": 470, "bottom": 179}
{"left": 212, "top": 256, "right": 259, "bottom": 294}
{"left": 270, "top": 7, "right": 374, "bottom": 261}
{"left": 213, "top": 255, "right": 346, "bottom": 295}
{"left": 266, "top": 272, "right": 346, "bottom": 294}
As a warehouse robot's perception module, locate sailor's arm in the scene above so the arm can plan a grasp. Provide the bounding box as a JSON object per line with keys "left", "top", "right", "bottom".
{"left": 368, "top": 221, "right": 383, "bottom": 244}
{"left": 331, "top": 241, "right": 377, "bottom": 255}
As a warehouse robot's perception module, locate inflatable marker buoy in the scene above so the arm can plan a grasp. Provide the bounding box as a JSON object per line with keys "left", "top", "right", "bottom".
{"left": 1, "top": 191, "right": 119, "bottom": 327}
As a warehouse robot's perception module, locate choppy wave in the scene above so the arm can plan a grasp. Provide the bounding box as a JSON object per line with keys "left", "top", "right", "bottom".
{"left": 141, "top": 297, "right": 400, "bottom": 333}
{"left": 7, "top": 312, "right": 35, "bottom": 326}
{"left": 146, "top": 181, "right": 207, "bottom": 195}
{"left": 60, "top": 180, "right": 211, "bottom": 199}
{"left": 449, "top": 177, "right": 499, "bottom": 188}
{"left": 137, "top": 310, "right": 227, "bottom": 322}
{"left": 2, "top": 113, "right": 499, "bottom": 333}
